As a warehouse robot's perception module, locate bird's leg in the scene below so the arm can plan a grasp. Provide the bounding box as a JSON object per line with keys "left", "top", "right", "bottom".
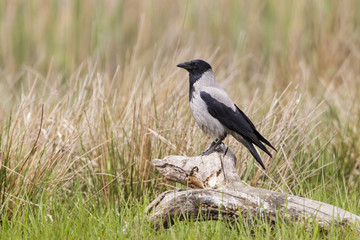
{"left": 200, "top": 135, "right": 226, "bottom": 156}
{"left": 200, "top": 141, "right": 217, "bottom": 155}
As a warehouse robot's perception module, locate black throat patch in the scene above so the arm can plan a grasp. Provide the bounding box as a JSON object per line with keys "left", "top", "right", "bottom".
{"left": 189, "top": 72, "right": 202, "bottom": 101}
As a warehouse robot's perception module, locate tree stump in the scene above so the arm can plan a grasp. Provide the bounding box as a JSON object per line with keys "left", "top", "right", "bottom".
{"left": 145, "top": 144, "right": 360, "bottom": 231}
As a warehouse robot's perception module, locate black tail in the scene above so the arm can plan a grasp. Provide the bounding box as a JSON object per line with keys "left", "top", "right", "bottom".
{"left": 244, "top": 140, "right": 266, "bottom": 170}
{"left": 236, "top": 105, "right": 277, "bottom": 152}
{"left": 254, "top": 130, "right": 277, "bottom": 152}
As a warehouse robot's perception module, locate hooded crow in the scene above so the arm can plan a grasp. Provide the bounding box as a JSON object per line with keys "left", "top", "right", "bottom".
{"left": 177, "top": 59, "right": 276, "bottom": 169}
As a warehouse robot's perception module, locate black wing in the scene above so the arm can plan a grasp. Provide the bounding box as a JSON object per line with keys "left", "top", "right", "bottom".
{"left": 235, "top": 105, "right": 277, "bottom": 152}
{"left": 200, "top": 91, "right": 275, "bottom": 168}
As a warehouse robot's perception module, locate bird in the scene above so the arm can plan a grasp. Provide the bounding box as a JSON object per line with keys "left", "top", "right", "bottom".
{"left": 177, "top": 59, "right": 276, "bottom": 169}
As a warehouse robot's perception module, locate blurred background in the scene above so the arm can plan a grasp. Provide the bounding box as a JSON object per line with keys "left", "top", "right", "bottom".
{"left": 0, "top": 0, "right": 359, "bottom": 215}
{"left": 1, "top": 1, "right": 359, "bottom": 81}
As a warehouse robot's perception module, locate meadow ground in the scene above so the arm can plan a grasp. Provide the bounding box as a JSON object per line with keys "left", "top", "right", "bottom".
{"left": 0, "top": 0, "right": 359, "bottom": 239}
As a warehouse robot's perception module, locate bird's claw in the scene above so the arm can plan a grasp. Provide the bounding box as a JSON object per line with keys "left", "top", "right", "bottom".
{"left": 200, "top": 149, "right": 214, "bottom": 156}
{"left": 200, "top": 142, "right": 225, "bottom": 156}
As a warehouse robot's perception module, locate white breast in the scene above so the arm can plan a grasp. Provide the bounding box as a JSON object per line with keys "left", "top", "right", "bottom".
{"left": 189, "top": 89, "right": 227, "bottom": 140}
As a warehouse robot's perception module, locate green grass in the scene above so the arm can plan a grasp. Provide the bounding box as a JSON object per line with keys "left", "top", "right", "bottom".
{"left": 1, "top": 0, "right": 360, "bottom": 238}
{"left": 1, "top": 188, "right": 359, "bottom": 239}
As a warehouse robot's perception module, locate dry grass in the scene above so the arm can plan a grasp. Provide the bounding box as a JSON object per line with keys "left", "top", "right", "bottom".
{"left": 0, "top": 0, "right": 359, "bottom": 219}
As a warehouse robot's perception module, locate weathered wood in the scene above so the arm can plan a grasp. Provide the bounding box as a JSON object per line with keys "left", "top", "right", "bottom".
{"left": 152, "top": 145, "right": 241, "bottom": 189}
{"left": 146, "top": 144, "right": 360, "bottom": 231}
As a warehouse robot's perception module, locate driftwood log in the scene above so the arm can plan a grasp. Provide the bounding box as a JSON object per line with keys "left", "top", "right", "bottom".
{"left": 145, "top": 144, "right": 360, "bottom": 231}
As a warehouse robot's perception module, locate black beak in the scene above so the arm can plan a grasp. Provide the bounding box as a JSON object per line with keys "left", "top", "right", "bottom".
{"left": 177, "top": 61, "right": 192, "bottom": 71}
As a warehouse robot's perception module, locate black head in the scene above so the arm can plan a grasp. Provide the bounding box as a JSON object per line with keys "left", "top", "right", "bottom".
{"left": 176, "top": 59, "right": 212, "bottom": 75}
{"left": 177, "top": 59, "right": 213, "bottom": 101}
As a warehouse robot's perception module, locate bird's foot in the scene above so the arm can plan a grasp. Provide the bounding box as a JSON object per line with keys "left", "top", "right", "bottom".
{"left": 200, "top": 148, "right": 215, "bottom": 156}
{"left": 200, "top": 139, "right": 224, "bottom": 156}
{"left": 199, "top": 140, "right": 216, "bottom": 156}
